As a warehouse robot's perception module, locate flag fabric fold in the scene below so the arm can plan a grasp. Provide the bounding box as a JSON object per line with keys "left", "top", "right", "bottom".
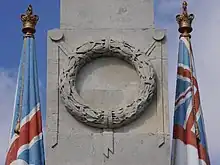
{"left": 5, "top": 36, "right": 45, "bottom": 165}
{"left": 171, "top": 36, "right": 210, "bottom": 165}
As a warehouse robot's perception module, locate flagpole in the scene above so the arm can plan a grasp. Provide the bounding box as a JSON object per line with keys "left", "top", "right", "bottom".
{"left": 14, "top": 5, "right": 39, "bottom": 134}
{"left": 176, "top": 1, "right": 200, "bottom": 140}
{"left": 171, "top": 2, "right": 211, "bottom": 164}
{"left": 5, "top": 5, "right": 45, "bottom": 165}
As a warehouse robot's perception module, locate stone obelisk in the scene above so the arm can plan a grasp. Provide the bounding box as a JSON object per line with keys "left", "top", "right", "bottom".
{"left": 46, "top": 0, "right": 170, "bottom": 164}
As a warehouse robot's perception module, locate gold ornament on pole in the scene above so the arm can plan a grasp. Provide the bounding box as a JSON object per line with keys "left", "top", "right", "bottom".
{"left": 14, "top": 5, "right": 39, "bottom": 135}
{"left": 176, "top": 1, "right": 200, "bottom": 141}
{"left": 176, "top": 1, "right": 194, "bottom": 38}
{"left": 21, "top": 5, "right": 39, "bottom": 36}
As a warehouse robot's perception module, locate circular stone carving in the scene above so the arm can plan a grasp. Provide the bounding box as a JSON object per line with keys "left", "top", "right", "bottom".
{"left": 49, "top": 29, "right": 64, "bottom": 42}
{"left": 59, "top": 39, "right": 156, "bottom": 129}
{"left": 153, "top": 30, "right": 165, "bottom": 41}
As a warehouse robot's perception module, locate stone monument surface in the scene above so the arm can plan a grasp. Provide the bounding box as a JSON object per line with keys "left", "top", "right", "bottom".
{"left": 46, "top": 0, "right": 170, "bottom": 164}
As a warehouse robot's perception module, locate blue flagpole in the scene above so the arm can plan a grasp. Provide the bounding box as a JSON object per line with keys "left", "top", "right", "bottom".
{"left": 5, "top": 5, "right": 45, "bottom": 165}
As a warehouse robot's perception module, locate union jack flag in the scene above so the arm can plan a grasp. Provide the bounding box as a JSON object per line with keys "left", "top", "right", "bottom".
{"left": 171, "top": 36, "right": 210, "bottom": 165}
{"left": 5, "top": 35, "right": 45, "bottom": 165}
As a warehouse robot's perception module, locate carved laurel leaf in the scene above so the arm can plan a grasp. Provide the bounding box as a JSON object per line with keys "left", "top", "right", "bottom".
{"left": 76, "top": 42, "right": 95, "bottom": 54}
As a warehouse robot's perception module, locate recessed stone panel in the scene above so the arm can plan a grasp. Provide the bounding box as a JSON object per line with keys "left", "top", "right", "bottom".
{"left": 76, "top": 57, "right": 140, "bottom": 110}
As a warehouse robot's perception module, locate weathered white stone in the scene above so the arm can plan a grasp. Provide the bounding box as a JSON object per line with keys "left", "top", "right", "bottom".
{"left": 46, "top": 0, "right": 170, "bottom": 164}
{"left": 60, "top": 0, "right": 154, "bottom": 29}
{"left": 76, "top": 57, "right": 140, "bottom": 110}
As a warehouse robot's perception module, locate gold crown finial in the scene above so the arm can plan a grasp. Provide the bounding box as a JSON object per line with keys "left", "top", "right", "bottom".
{"left": 21, "top": 5, "right": 39, "bottom": 36}
{"left": 176, "top": 1, "right": 194, "bottom": 37}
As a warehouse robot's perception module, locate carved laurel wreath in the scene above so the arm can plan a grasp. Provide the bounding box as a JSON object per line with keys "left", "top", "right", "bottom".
{"left": 59, "top": 39, "right": 156, "bottom": 129}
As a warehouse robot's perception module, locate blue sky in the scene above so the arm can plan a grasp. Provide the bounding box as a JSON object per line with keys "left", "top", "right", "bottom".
{"left": 0, "top": 0, "right": 60, "bottom": 163}
{"left": 0, "top": 0, "right": 219, "bottom": 164}
{"left": 0, "top": 0, "right": 60, "bottom": 122}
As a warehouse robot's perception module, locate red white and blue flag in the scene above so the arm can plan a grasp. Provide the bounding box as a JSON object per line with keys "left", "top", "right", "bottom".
{"left": 5, "top": 36, "right": 45, "bottom": 165}
{"left": 171, "top": 36, "right": 210, "bottom": 165}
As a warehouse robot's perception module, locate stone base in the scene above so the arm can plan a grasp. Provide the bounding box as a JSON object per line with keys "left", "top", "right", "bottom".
{"left": 46, "top": 132, "right": 170, "bottom": 165}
